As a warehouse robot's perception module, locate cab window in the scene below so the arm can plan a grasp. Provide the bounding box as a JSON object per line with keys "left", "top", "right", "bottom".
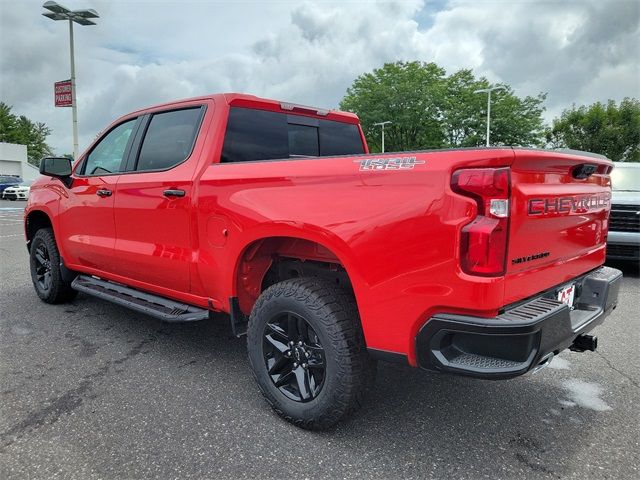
{"left": 135, "top": 108, "right": 203, "bottom": 172}
{"left": 82, "top": 119, "right": 137, "bottom": 175}
{"left": 220, "top": 107, "right": 365, "bottom": 163}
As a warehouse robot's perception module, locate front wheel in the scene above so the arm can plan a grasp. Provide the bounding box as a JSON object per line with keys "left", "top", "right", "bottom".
{"left": 29, "top": 228, "right": 77, "bottom": 304}
{"left": 247, "top": 277, "right": 375, "bottom": 430}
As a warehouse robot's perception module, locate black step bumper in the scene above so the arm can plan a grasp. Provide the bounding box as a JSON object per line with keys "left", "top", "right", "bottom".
{"left": 415, "top": 266, "right": 623, "bottom": 379}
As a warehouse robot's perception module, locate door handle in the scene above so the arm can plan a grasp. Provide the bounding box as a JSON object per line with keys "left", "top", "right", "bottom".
{"left": 163, "top": 189, "right": 186, "bottom": 198}
{"left": 96, "top": 189, "right": 112, "bottom": 197}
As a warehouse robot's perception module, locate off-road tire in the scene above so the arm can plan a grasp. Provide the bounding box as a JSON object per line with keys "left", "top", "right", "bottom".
{"left": 247, "top": 277, "right": 375, "bottom": 430}
{"left": 29, "top": 228, "right": 78, "bottom": 304}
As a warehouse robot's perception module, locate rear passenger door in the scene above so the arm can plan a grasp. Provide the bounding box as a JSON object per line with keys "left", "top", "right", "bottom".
{"left": 112, "top": 106, "right": 205, "bottom": 293}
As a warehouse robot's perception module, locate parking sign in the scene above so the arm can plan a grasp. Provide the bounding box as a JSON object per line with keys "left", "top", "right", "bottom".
{"left": 54, "top": 79, "right": 73, "bottom": 107}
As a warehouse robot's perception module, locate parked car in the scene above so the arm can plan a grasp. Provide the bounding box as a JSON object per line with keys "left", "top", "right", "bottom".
{"left": 2, "top": 180, "right": 33, "bottom": 201}
{"left": 0, "top": 175, "right": 22, "bottom": 194}
{"left": 607, "top": 162, "right": 640, "bottom": 262}
{"left": 25, "top": 93, "right": 622, "bottom": 429}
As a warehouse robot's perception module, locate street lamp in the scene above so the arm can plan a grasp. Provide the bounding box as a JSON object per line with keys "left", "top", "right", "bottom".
{"left": 373, "top": 121, "right": 392, "bottom": 153}
{"left": 473, "top": 85, "right": 506, "bottom": 147}
{"left": 42, "top": 1, "right": 99, "bottom": 159}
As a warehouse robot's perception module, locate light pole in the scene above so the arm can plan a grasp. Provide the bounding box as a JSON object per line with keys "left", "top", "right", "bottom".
{"left": 42, "top": 1, "right": 99, "bottom": 159}
{"left": 473, "top": 85, "right": 506, "bottom": 147}
{"left": 373, "top": 121, "right": 392, "bottom": 153}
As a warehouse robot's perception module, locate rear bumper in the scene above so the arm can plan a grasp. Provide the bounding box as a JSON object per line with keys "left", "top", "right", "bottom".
{"left": 415, "top": 266, "right": 622, "bottom": 379}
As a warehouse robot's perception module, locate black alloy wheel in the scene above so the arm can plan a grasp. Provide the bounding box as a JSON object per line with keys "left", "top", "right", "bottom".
{"left": 29, "top": 228, "right": 78, "bottom": 304}
{"left": 247, "top": 277, "right": 376, "bottom": 430}
{"left": 33, "top": 243, "right": 53, "bottom": 292}
{"left": 263, "top": 312, "right": 326, "bottom": 402}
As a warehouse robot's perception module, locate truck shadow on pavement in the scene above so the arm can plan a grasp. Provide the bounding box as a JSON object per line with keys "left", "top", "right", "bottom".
{"left": 4, "top": 273, "right": 625, "bottom": 478}
{"left": 47, "top": 293, "right": 611, "bottom": 478}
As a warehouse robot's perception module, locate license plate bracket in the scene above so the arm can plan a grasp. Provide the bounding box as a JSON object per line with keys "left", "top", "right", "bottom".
{"left": 557, "top": 283, "right": 576, "bottom": 308}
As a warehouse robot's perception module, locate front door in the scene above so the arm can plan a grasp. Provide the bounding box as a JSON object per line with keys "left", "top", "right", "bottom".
{"left": 58, "top": 118, "right": 138, "bottom": 271}
{"left": 112, "top": 106, "right": 205, "bottom": 293}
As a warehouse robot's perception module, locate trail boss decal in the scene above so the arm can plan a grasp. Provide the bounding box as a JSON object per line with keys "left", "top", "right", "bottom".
{"left": 356, "top": 156, "right": 425, "bottom": 171}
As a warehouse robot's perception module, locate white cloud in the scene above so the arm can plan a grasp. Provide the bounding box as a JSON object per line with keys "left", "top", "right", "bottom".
{"left": 1, "top": 0, "right": 638, "bottom": 155}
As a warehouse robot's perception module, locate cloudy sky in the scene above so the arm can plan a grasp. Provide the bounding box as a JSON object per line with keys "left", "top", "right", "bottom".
{"left": 1, "top": 0, "right": 638, "bottom": 155}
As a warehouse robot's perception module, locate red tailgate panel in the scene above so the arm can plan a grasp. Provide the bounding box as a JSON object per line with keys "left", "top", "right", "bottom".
{"left": 504, "top": 150, "right": 611, "bottom": 304}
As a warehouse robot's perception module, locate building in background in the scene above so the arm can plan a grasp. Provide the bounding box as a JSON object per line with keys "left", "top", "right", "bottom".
{"left": 0, "top": 142, "right": 40, "bottom": 181}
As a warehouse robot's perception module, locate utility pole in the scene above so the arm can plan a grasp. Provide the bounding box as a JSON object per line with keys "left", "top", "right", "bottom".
{"left": 43, "top": 1, "right": 99, "bottom": 159}
{"left": 68, "top": 18, "right": 78, "bottom": 159}
{"left": 373, "top": 121, "right": 392, "bottom": 153}
{"left": 473, "top": 85, "right": 506, "bottom": 147}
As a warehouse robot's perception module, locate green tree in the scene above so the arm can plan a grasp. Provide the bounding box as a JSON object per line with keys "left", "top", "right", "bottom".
{"left": 340, "top": 62, "right": 447, "bottom": 152}
{"left": 547, "top": 99, "right": 640, "bottom": 162}
{"left": 0, "top": 102, "right": 53, "bottom": 165}
{"left": 339, "top": 61, "right": 547, "bottom": 152}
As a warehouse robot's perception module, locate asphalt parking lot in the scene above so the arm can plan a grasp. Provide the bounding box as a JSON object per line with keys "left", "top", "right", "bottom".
{"left": 1, "top": 198, "right": 639, "bottom": 479}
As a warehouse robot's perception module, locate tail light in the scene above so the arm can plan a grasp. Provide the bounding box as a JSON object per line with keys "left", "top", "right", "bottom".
{"left": 451, "top": 167, "right": 511, "bottom": 276}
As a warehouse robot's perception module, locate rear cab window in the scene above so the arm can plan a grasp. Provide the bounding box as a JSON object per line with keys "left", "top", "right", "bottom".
{"left": 135, "top": 107, "right": 204, "bottom": 172}
{"left": 221, "top": 107, "right": 365, "bottom": 163}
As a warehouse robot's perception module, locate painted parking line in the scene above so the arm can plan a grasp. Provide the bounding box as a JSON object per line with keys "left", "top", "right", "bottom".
{"left": 0, "top": 234, "right": 23, "bottom": 238}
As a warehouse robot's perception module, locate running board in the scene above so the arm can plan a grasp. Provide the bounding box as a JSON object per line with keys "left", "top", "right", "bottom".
{"left": 71, "top": 275, "right": 209, "bottom": 323}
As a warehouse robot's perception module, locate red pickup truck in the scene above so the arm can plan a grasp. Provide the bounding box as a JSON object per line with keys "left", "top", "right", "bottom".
{"left": 26, "top": 93, "right": 622, "bottom": 429}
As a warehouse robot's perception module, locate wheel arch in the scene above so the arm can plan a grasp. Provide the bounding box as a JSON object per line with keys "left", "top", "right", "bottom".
{"left": 24, "top": 209, "right": 54, "bottom": 251}
{"left": 232, "top": 232, "right": 363, "bottom": 318}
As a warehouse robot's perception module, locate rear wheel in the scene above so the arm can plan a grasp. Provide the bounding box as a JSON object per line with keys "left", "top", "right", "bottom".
{"left": 247, "top": 277, "right": 375, "bottom": 430}
{"left": 29, "top": 228, "right": 77, "bottom": 304}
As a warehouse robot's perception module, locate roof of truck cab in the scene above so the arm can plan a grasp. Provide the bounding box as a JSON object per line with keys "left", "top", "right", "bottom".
{"left": 125, "top": 93, "right": 360, "bottom": 124}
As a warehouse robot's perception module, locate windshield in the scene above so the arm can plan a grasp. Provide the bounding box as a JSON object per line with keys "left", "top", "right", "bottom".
{"left": 611, "top": 166, "right": 640, "bottom": 191}
{"left": 0, "top": 176, "right": 20, "bottom": 183}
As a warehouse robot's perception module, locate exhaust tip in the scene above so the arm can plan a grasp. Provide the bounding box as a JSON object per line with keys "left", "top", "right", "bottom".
{"left": 532, "top": 352, "right": 555, "bottom": 374}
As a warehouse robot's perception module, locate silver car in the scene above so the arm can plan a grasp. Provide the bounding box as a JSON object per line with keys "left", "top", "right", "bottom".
{"left": 608, "top": 162, "right": 640, "bottom": 262}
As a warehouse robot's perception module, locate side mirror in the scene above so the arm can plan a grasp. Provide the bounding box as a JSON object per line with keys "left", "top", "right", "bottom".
{"left": 40, "top": 157, "right": 73, "bottom": 187}
{"left": 40, "top": 157, "right": 72, "bottom": 177}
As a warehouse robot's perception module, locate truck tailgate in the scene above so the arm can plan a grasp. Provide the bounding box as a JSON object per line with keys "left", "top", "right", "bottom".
{"left": 505, "top": 149, "right": 612, "bottom": 304}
